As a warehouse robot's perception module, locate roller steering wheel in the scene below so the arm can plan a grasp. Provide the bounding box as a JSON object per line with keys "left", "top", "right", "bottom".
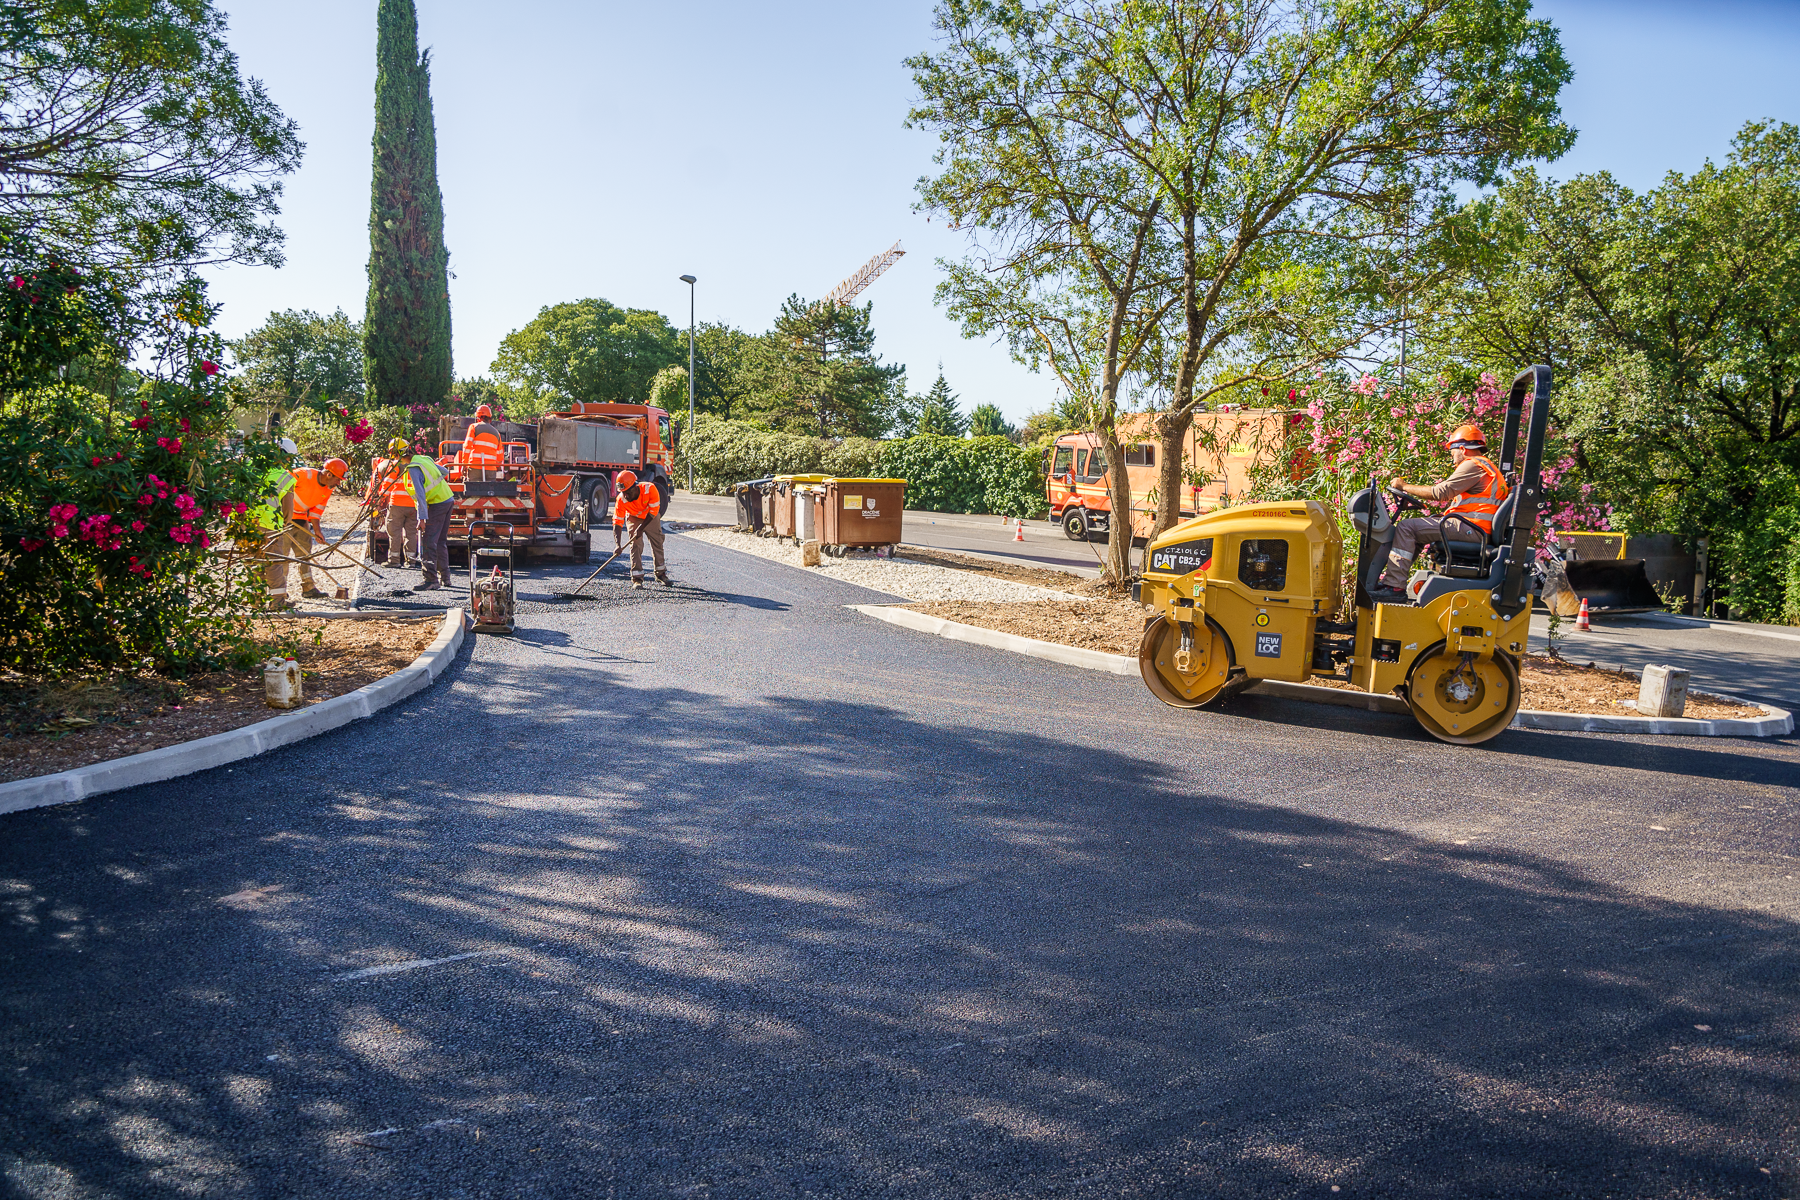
{"left": 1386, "top": 485, "right": 1425, "bottom": 517}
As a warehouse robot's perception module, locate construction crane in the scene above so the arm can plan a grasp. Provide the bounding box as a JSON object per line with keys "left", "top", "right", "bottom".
{"left": 823, "top": 241, "right": 905, "bottom": 308}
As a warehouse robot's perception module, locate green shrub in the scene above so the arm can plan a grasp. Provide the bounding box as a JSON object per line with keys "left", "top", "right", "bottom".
{"left": 673, "top": 418, "right": 824, "bottom": 493}
{"left": 877, "top": 434, "right": 1046, "bottom": 517}
{"left": 821, "top": 437, "right": 883, "bottom": 478}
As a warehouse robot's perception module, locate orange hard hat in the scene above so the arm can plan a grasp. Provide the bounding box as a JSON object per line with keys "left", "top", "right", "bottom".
{"left": 475, "top": 404, "right": 492, "bottom": 420}
{"left": 323, "top": 457, "right": 349, "bottom": 479}
{"left": 1445, "top": 424, "right": 1486, "bottom": 449}
{"left": 615, "top": 470, "right": 638, "bottom": 491}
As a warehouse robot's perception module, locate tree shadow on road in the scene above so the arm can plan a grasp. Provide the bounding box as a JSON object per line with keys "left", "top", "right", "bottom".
{"left": 0, "top": 659, "right": 1793, "bottom": 1199}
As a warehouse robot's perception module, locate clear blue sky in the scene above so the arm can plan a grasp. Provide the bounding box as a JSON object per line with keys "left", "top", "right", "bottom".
{"left": 201, "top": 0, "right": 1800, "bottom": 426}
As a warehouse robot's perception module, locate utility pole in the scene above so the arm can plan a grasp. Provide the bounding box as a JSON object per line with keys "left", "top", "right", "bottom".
{"left": 680, "top": 274, "right": 696, "bottom": 493}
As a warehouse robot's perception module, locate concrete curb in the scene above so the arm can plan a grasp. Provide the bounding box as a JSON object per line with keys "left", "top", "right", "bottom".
{"left": 850, "top": 606, "right": 1793, "bottom": 738}
{"left": 0, "top": 609, "right": 468, "bottom": 817}
{"left": 846, "top": 604, "right": 1137, "bottom": 676}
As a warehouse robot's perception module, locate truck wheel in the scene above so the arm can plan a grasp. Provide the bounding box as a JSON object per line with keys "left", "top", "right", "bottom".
{"left": 653, "top": 476, "right": 672, "bottom": 517}
{"left": 584, "top": 479, "right": 609, "bottom": 524}
{"left": 1063, "top": 508, "right": 1090, "bottom": 541}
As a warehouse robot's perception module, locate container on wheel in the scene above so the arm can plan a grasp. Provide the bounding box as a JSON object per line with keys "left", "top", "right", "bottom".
{"left": 732, "top": 477, "right": 773, "bottom": 533}
{"left": 822, "top": 478, "right": 906, "bottom": 549}
{"left": 768, "top": 475, "right": 830, "bottom": 540}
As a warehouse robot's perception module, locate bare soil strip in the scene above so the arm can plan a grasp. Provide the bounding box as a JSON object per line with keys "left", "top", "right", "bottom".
{"left": 0, "top": 616, "right": 441, "bottom": 784}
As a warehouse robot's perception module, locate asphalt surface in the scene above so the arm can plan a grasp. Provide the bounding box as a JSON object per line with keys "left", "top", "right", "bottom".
{"left": 2, "top": 535, "right": 1796, "bottom": 1199}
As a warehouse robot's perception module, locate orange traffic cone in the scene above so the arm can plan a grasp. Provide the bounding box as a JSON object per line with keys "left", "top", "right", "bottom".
{"left": 1013, "top": 519, "right": 1025, "bottom": 542}
{"left": 1576, "top": 596, "right": 1591, "bottom": 631}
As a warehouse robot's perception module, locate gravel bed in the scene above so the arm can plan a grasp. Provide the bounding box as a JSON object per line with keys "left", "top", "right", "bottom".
{"left": 679, "top": 527, "right": 1082, "bottom": 603}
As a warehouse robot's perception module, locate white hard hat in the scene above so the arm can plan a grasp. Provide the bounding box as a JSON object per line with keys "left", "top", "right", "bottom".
{"left": 276, "top": 437, "right": 298, "bottom": 455}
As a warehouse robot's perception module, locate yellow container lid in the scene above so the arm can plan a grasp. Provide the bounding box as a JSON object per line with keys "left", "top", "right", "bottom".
{"left": 775, "top": 473, "right": 831, "bottom": 484}
{"left": 824, "top": 477, "right": 906, "bottom": 485}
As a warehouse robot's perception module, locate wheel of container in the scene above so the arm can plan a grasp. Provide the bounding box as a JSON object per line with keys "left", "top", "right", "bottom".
{"left": 1139, "top": 614, "right": 1234, "bottom": 708}
{"left": 1064, "top": 508, "right": 1089, "bottom": 541}
{"left": 1405, "top": 643, "right": 1520, "bottom": 745}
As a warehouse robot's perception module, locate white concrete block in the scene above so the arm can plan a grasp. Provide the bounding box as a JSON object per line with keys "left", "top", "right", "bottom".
{"left": 1638, "top": 664, "right": 1690, "bottom": 718}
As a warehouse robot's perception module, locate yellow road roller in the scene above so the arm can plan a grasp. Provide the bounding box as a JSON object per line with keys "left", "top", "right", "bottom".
{"left": 1135, "top": 364, "right": 1552, "bottom": 745}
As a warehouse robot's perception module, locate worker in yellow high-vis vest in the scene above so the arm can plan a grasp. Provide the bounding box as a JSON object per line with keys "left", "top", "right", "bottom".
{"left": 405, "top": 449, "right": 456, "bottom": 589}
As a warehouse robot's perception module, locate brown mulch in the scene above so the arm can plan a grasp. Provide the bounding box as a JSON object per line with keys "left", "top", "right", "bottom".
{"left": 906, "top": 599, "right": 1149, "bottom": 654}
{"left": 0, "top": 616, "right": 442, "bottom": 785}
{"left": 900, "top": 597, "right": 1763, "bottom": 718}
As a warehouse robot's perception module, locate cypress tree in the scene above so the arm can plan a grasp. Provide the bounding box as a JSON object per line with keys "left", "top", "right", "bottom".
{"left": 363, "top": 0, "right": 451, "bottom": 408}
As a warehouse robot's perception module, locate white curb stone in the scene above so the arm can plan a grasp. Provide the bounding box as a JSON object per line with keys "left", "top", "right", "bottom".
{"left": 850, "top": 606, "right": 1793, "bottom": 738}
{"left": 0, "top": 608, "right": 468, "bottom": 817}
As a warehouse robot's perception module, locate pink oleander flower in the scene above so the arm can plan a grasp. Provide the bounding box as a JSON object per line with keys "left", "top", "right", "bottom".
{"left": 1352, "top": 374, "right": 1379, "bottom": 396}
{"left": 200, "top": 361, "right": 220, "bottom": 376}
{"left": 198, "top": 531, "right": 210, "bottom": 548}
{"left": 178, "top": 418, "right": 190, "bottom": 432}
{"left": 47, "top": 503, "right": 78, "bottom": 523}
{"left": 131, "top": 519, "right": 145, "bottom": 532}
{"left": 129, "top": 416, "right": 150, "bottom": 429}
{"left": 168, "top": 524, "right": 195, "bottom": 544}
{"left": 19, "top": 537, "right": 44, "bottom": 552}
{"left": 51, "top": 524, "right": 69, "bottom": 538}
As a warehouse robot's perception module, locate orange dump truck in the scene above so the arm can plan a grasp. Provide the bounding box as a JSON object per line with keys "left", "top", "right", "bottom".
{"left": 1046, "top": 408, "right": 1302, "bottom": 541}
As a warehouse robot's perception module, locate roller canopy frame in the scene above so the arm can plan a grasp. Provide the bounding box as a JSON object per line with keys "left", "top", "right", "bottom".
{"left": 1492, "top": 364, "right": 1552, "bottom": 618}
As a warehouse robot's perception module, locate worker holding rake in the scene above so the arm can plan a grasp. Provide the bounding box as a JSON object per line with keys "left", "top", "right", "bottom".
{"left": 611, "top": 470, "right": 669, "bottom": 589}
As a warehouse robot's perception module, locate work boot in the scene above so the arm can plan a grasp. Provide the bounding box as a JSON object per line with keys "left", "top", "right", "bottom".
{"left": 656, "top": 571, "right": 672, "bottom": 587}
{"left": 301, "top": 587, "right": 329, "bottom": 600}
{"left": 631, "top": 578, "right": 644, "bottom": 590}
{"left": 265, "top": 597, "right": 294, "bottom": 612}
{"left": 1369, "top": 584, "right": 1411, "bottom": 606}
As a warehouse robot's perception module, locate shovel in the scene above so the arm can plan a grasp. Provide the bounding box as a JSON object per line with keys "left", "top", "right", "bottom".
{"left": 565, "top": 540, "right": 628, "bottom": 599}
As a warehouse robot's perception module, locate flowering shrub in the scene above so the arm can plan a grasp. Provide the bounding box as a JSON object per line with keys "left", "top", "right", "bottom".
{"left": 0, "top": 252, "right": 288, "bottom": 674}
{"left": 1256, "top": 366, "right": 1613, "bottom": 550}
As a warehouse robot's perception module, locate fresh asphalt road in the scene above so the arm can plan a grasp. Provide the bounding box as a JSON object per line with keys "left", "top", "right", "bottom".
{"left": 2, "top": 537, "right": 1796, "bottom": 1200}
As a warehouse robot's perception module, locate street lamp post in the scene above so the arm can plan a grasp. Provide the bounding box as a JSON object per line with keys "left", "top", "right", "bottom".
{"left": 679, "top": 274, "right": 696, "bottom": 493}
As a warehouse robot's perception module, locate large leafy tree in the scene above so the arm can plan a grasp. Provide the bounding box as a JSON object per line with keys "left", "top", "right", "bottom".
{"left": 363, "top": 0, "right": 451, "bottom": 409}
{"left": 488, "top": 297, "right": 683, "bottom": 416}
{"left": 232, "top": 308, "right": 362, "bottom": 429}
{"left": 0, "top": 0, "right": 303, "bottom": 274}
{"left": 968, "top": 402, "right": 1014, "bottom": 439}
{"left": 760, "top": 295, "right": 904, "bottom": 438}
{"left": 1428, "top": 122, "right": 1800, "bottom": 620}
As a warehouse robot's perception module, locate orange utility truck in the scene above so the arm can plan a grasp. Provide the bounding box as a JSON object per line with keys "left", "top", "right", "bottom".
{"left": 1046, "top": 408, "right": 1302, "bottom": 541}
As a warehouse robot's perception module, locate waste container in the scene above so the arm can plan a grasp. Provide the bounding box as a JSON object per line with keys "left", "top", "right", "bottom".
{"left": 822, "top": 478, "right": 907, "bottom": 549}
{"left": 769, "top": 475, "right": 830, "bottom": 541}
{"left": 731, "top": 477, "right": 772, "bottom": 533}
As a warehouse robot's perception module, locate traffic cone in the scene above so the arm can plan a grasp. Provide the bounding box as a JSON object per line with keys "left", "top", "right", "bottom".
{"left": 1013, "top": 519, "right": 1025, "bottom": 542}
{"left": 1576, "top": 596, "right": 1591, "bottom": 631}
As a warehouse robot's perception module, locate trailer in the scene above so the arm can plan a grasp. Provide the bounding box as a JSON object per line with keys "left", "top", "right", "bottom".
{"left": 535, "top": 402, "right": 679, "bottom": 525}
{"left": 369, "top": 443, "right": 591, "bottom": 566}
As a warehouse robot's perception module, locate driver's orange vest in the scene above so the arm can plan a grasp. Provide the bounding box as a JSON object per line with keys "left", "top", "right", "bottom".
{"left": 460, "top": 424, "right": 504, "bottom": 470}
{"left": 1446, "top": 455, "right": 1509, "bottom": 534}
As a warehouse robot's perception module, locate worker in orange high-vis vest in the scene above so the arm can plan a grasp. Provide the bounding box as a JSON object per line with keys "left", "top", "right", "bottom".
{"left": 610, "top": 470, "right": 669, "bottom": 588}
{"left": 268, "top": 457, "right": 347, "bottom": 604}
{"left": 1373, "top": 424, "right": 1509, "bottom": 603}
{"left": 364, "top": 439, "right": 418, "bottom": 567}
{"left": 459, "top": 404, "right": 505, "bottom": 480}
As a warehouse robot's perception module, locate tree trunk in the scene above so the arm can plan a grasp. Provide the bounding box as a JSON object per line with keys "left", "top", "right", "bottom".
{"left": 1098, "top": 413, "right": 1133, "bottom": 584}
{"left": 1151, "top": 407, "right": 1195, "bottom": 538}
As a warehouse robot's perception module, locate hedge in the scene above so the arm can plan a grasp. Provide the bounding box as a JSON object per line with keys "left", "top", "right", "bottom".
{"left": 672, "top": 419, "right": 1046, "bottom": 518}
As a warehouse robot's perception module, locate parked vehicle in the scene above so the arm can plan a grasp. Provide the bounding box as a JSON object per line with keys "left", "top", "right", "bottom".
{"left": 439, "top": 404, "right": 678, "bottom": 527}
{"left": 1045, "top": 409, "right": 1302, "bottom": 541}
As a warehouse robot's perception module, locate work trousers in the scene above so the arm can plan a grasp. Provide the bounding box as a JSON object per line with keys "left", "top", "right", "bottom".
{"left": 621, "top": 512, "right": 666, "bottom": 580}
{"left": 420, "top": 498, "right": 454, "bottom": 586}
{"left": 384, "top": 503, "right": 419, "bottom": 566}
{"left": 1380, "top": 516, "right": 1484, "bottom": 588}
{"left": 263, "top": 522, "right": 318, "bottom": 599}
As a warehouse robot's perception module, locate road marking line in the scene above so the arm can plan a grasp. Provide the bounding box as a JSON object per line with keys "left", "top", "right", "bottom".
{"left": 335, "top": 951, "right": 495, "bottom": 982}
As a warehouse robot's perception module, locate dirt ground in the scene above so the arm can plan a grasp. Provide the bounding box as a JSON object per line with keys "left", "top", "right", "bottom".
{"left": 0, "top": 615, "right": 441, "bottom": 785}
{"left": 889, "top": 546, "right": 1125, "bottom": 600}
{"left": 901, "top": 597, "right": 1761, "bottom": 718}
